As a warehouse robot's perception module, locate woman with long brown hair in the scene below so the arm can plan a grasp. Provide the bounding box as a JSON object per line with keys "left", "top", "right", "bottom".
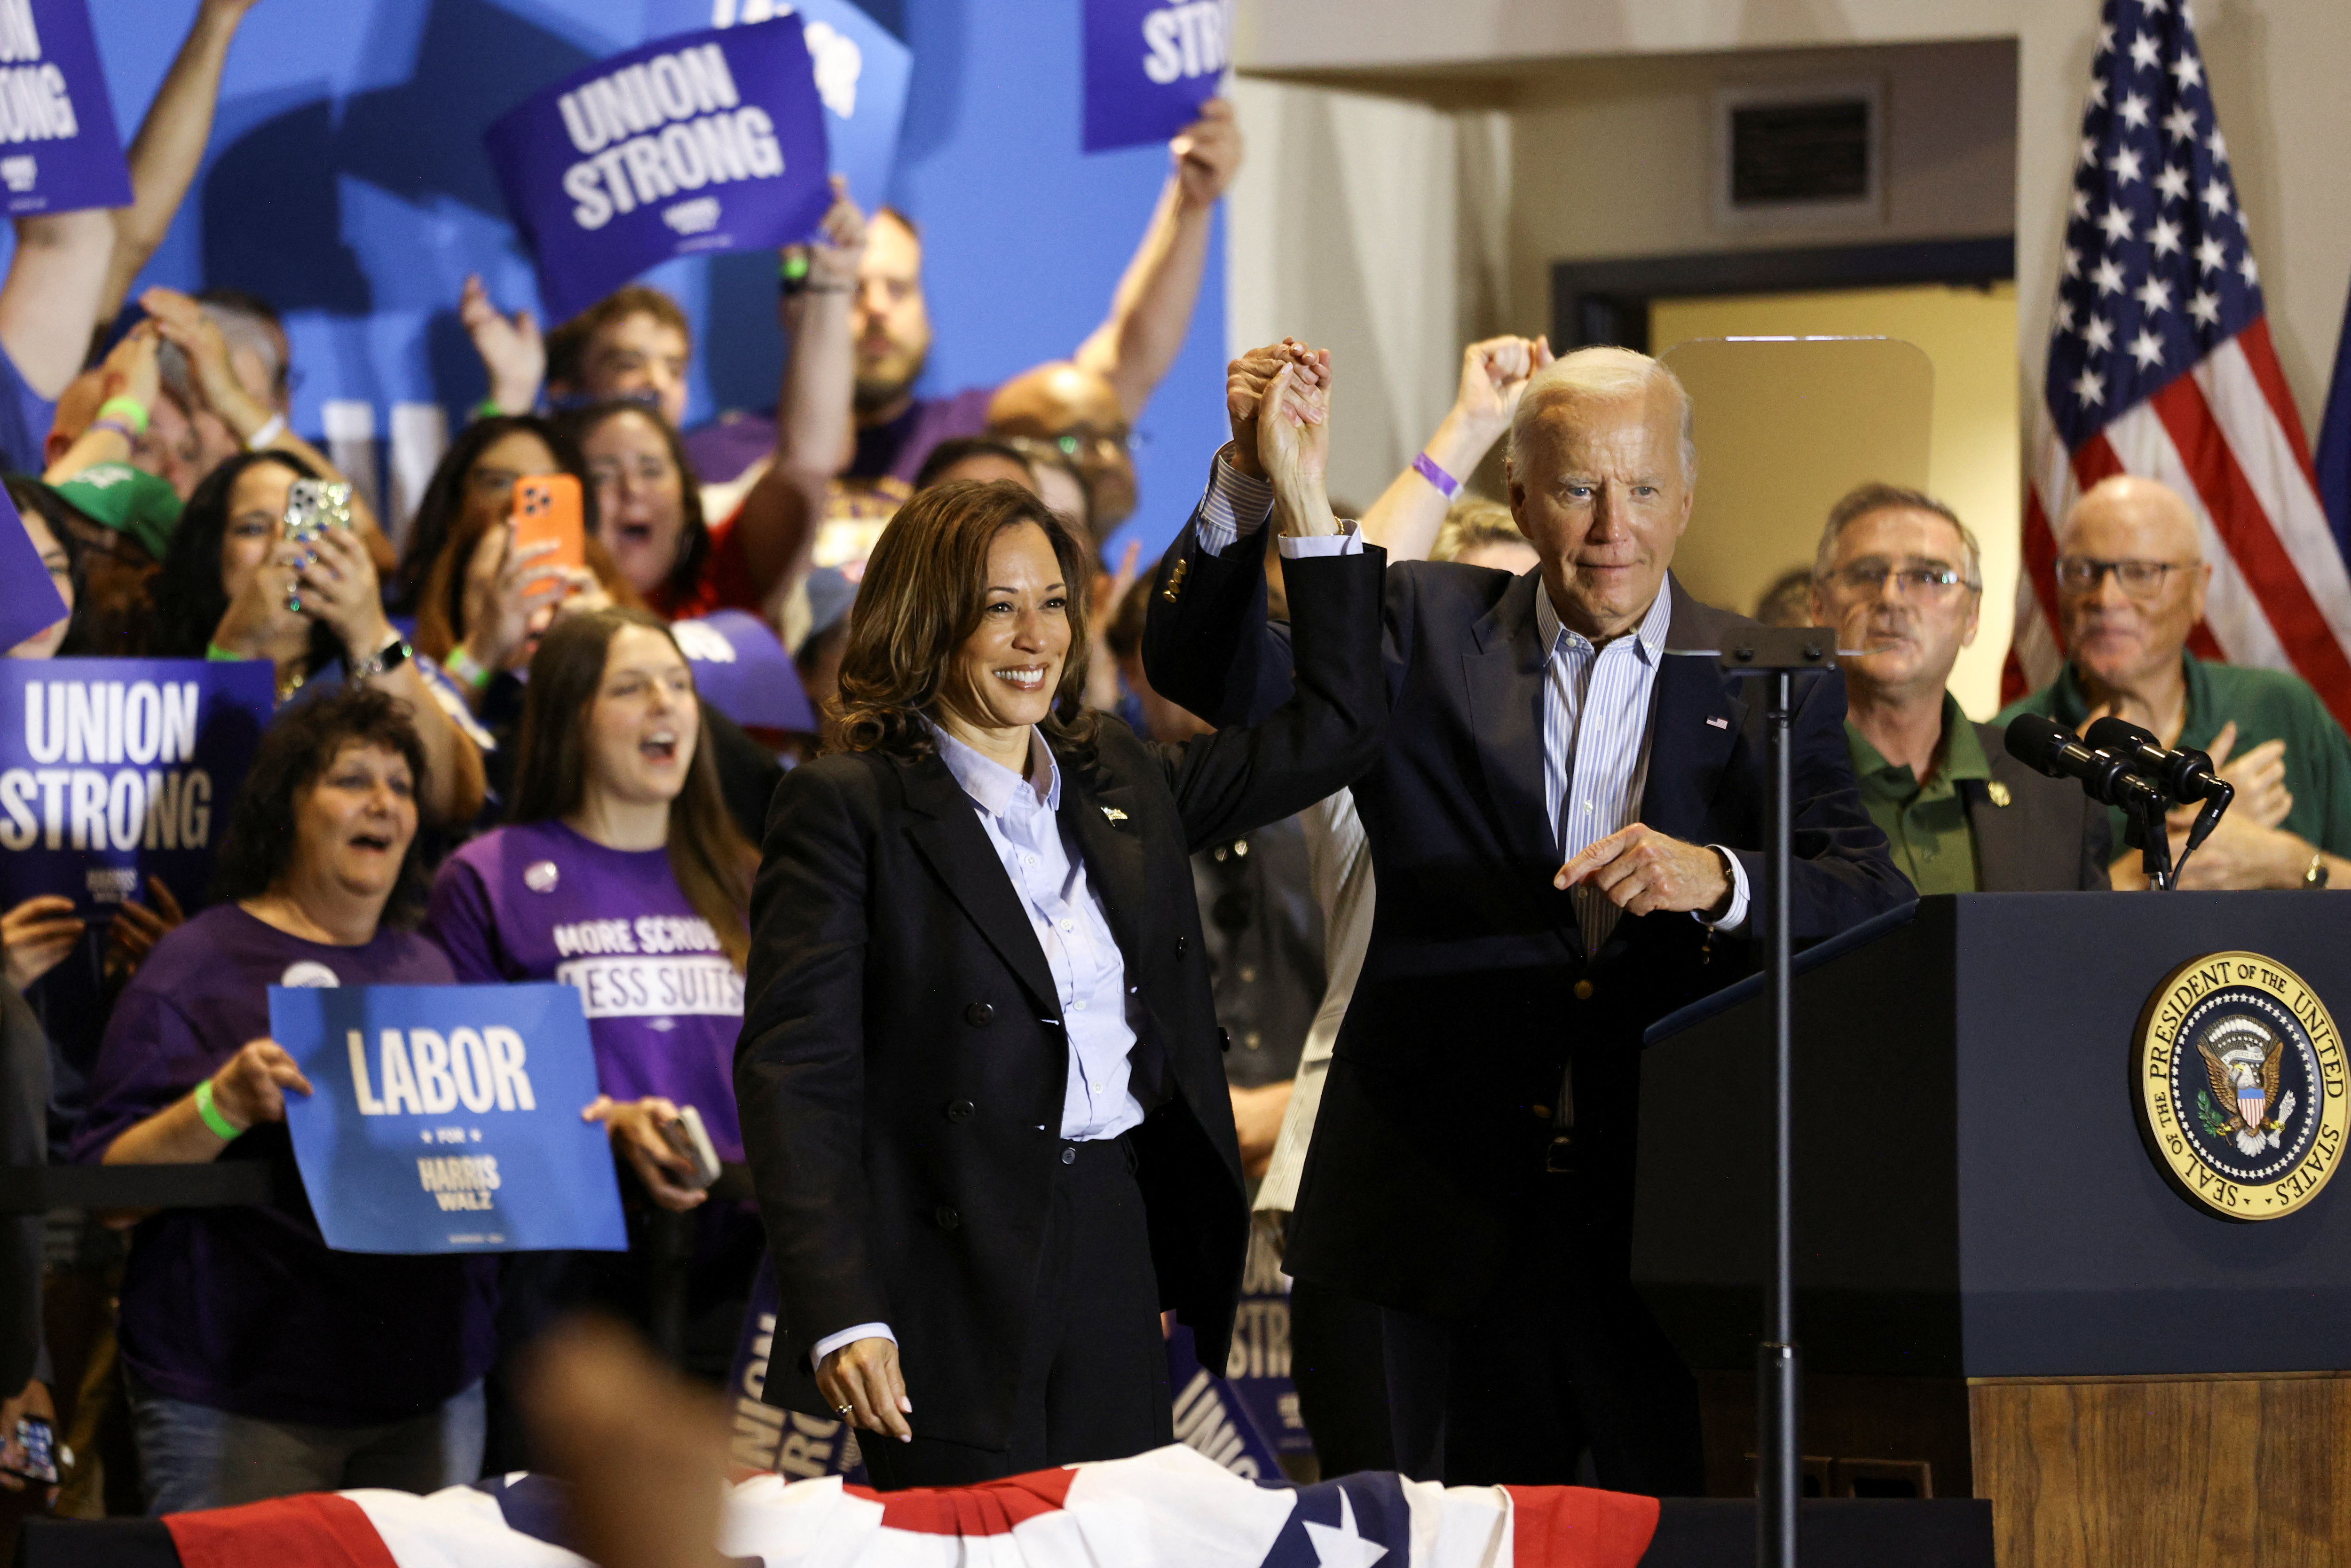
{"left": 735, "top": 357, "right": 1382, "bottom": 1488}
{"left": 425, "top": 607, "right": 757, "bottom": 1198}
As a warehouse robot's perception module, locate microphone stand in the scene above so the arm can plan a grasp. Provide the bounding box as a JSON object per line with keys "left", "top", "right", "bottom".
{"left": 1673, "top": 626, "right": 1846, "bottom": 1568}
{"left": 2121, "top": 789, "right": 2176, "bottom": 890}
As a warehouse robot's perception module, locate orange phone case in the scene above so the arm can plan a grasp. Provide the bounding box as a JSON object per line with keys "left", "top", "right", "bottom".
{"left": 511, "top": 474, "right": 586, "bottom": 591}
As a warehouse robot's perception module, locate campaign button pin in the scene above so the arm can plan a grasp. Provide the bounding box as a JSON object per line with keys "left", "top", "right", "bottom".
{"left": 525, "top": 861, "right": 560, "bottom": 894}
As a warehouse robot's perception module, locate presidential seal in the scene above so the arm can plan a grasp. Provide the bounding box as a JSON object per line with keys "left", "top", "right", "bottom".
{"left": 2133, "top": 952, "right": 2349, "bottom": 1221}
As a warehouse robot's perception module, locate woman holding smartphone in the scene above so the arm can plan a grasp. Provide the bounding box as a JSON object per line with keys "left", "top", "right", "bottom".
{"left": 149, "top": 449, "right": 488, "bottom": 828}
{"left": 423, "top": 609, "right": 760, "bottom": 1351}
{"left": 736, "top": 356, "right": 1380, "bottom": 1487}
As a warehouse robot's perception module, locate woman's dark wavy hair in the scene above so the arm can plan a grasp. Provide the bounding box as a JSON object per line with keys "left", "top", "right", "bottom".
{"left": 149, "top": 449, "right": 330, "bottom": 664}
{"left": 825, "top": 480, "right": 1097, "bottom": 764}
{"left": 555, "top": 401, "right": 708, "bottom": 610}
{"left": 508, "top": 607, "right": 756, "bottom": 968}
{"left": 210, "top": 686, "right": 434, "bottom": 920}
{"left": 390, "top": 414, "right": 595, "bottom": 614}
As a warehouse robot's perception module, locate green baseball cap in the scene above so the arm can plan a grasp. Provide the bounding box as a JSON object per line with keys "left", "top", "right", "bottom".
{"left": 50, "top": 462, "right": 182, "bottom": 560}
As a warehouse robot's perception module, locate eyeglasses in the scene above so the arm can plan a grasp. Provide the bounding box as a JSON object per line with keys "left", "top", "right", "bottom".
{"left": 1823, "top": 563, "right": 1976, "bottom": 600}
{"left": 2054, "top": 556, "right": 2195, "bottom": 598}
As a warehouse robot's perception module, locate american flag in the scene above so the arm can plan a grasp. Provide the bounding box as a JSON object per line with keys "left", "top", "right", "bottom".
{"left": 2006, "top": 0, "right": 2351, "bottom": 725}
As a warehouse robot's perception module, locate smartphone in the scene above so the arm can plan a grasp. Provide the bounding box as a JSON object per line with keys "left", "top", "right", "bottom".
{"left": 283, "top": 478, "right": 354, "bottom": 546}
{"left": 511, "top": 474, "right": 587, "bottom": 594}
{"left": 3, "top": 1416, "right": 56, "bottom": 1487}
{"left": 659, "top": 1106, "right": 722, "bottom": 1190}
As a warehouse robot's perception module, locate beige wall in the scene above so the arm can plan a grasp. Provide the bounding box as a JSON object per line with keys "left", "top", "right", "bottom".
{"left": 1652, "top": 285, "right": 2021, "bottom": 716}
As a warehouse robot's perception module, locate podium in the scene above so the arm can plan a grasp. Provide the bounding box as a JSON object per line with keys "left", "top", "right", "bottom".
{"left": 1637, "top": 892, "right": 2351, "bottom": 1567}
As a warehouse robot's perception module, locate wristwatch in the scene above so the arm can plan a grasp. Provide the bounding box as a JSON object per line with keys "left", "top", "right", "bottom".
{"left": 347, "top": 633, "right": 414, "bottom": 683}
{"left": 2304, "top": 850, "right": 2330, "bottom": 889}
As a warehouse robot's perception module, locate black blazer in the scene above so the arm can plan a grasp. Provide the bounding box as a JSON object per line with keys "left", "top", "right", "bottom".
{"left": 1966, "top": 720, "right": 2113, "bottom": 890}
{"left": 735, "top": 549, "right": 1385, "bottom": 1449}
{"left": 1143, "top": 521, "right": 1910, "bottom": 1318}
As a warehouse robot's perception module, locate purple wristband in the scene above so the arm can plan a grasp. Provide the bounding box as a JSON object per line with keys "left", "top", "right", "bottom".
{"left": 1412, "top": 451, "right": 1460, "bottom": 499}
{"left": 90, "top": 418, "right": 138, "bottom": 444}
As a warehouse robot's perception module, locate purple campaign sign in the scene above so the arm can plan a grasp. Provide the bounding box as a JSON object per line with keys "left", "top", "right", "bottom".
{"left": 485, "top": 20, "right": 833, "bottom": 323}
{"left": 0, "top": 0, "right": 130, "bottom": 217}
{"left": 0, "top": 481, "right": 66, "bottom": 653}
{"left": 1082, "top": 0, "right": 1230, "bottom": 154}
{"left": 671, "top": 609, "right": 813, "bottom": 734}
{"left": 0, "top": 659, "right": 274, "bottom": 916}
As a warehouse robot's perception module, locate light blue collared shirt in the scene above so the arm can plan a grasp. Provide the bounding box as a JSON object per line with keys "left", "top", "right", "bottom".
{"left": 931, "top": 723, "right": 1146, "bottom": 1143}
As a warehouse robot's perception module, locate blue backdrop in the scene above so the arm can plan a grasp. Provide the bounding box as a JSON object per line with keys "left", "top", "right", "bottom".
{"left": 69, "top": 0, "right": 1226, "bottom": 563}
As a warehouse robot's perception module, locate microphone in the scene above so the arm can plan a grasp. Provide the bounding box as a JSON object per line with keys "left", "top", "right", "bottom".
{"left": 2082, "top": 716, "right": 2228, "bottom": 804}
{"left": 2003, "top": 714, "right": 2168, "bottom": 813}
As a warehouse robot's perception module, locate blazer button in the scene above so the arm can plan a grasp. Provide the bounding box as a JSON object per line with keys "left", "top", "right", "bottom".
{"left": 965, "top": 1001, "right": 994, "bottom": 1028}
{"left": 1218, "top": 1026, "right": 1232, "bottom": 1054}
{"left": 1061, "top": 1146, "right": 1077, "bottom": 1165}
{"left": 1574, "top": 979, "right": 1595, "bottom": 1001}
{"left": 946, "top": 1099, "right": 974, "bottom": 1123}
{"left": 933, "top": 1205, "right": 961, "bottom": 1230}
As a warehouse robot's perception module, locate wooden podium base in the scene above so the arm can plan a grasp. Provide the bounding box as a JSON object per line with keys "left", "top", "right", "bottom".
{"left": 1969, "top": 1372, "right": 2351, "bottom": 1568}
{"left": 1699, "top": 1369, "right": 2351, "bottom": 1565}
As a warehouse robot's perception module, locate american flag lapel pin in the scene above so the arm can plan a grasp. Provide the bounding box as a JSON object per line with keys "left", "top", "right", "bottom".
{"left": 1706, "top": 715, "right": 1730, "bottom": 730}
{"left": 1102, "top": 805, "right": 1128, "bottom": 822}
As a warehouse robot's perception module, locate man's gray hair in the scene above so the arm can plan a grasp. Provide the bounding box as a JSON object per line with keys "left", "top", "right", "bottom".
{"left": 1812, "top": 481, "right": 1981, "bottom": 591}
{"left": 203, "top": 300, "right": 284, "bottom": 395}
{"left": 1507, "top": 346, "right": 1696, "bottom": 485}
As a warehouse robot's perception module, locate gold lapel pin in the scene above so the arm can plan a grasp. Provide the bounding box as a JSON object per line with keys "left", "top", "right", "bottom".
{"left": 1987, "top": 780, "right": 2012, "bottom": 808}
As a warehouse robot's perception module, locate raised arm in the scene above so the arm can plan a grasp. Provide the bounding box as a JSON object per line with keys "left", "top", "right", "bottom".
{"left": 143, "top": 286, "right": 395, "bottom": 571}
{"left": 1071, "top": 100, "right": 1242, "bottom": 419}
{"left": 459, "top": 276, "right": 545, "bottom": 418}
{"left": 98, "top": 0, "right": 261, "bottom": 321}
{"left": 728, "top": 179, "right": 864, "bottom": 604}
{"left": 0, "top": 211, "right": 114, "bottom": 401}
{"left": 1157, "top": 353, "right": 1388, "bottom": 848}
{"left": 1359, "top": 335, "right": 1550, "bottom": 561}
{"left": 1137, "top": 341, "right": 1325, "bottom": 728}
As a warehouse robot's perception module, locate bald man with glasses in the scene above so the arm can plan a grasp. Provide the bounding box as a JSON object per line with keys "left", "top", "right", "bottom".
{"left": 1811, "top": 484, "right": 2111, "bottom": 892}
{"left": 1996, "top": 474, "right": 2351, "bottom": 889}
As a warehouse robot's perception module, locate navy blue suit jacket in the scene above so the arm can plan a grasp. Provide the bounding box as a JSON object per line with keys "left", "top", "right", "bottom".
{"left": 1142, "top": 500, "right": 1909, "bottom": 1317}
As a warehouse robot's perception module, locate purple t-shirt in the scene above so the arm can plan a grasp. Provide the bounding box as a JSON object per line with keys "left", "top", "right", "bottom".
{"left": 422, "top": 820, "right": 748, "bottom": 1162}
{"left": 71, "top": 906, "right": 500, "bottom": 1426}
{"left": 683, "top": 386, "right": 994, "bottom": 489}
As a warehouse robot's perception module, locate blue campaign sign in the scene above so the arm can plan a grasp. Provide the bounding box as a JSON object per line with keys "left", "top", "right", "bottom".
{"left": 0, "top": 0, "right": 130, "bottom": 217}
{"left": 0, "top": 481, "right": 66, "bottom": 654}
{"left": 483, "top": 19, "right": 834, "bottom": 323}
{"left": 271, "top": 982, "right": 628, "bottom": 1255}
{"left": 670, "top": 609, "right": 813, "bottom": 734}
{"left": 0, "top": 659, "right": 273, "bottom": 916}
{"left": 649, "top": 0, "right": 913, "bottom": 213}
{"left": 1082, "top": 0, "right": 1229, "bottom": 154}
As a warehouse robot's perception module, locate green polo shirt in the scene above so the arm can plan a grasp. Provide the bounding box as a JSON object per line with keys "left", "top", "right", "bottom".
{"left": 1845, "top": 693, "right": 1988, "bottom": 896}
{"left": 1996, "top": 653, "right": 2351, "bottom": 858}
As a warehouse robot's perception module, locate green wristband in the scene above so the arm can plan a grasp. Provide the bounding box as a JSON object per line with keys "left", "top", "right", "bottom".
{"left": 96, "top": 396, "right": 150, "bottom": 437}
{"left": 473, "top": 398, "right": 504, "bottom": 420}
{"left": 192, "top": 1078, "right": 240, "bottom": 1141}
{"left": 204, "top": 642, "right": 249, "bottom": 663}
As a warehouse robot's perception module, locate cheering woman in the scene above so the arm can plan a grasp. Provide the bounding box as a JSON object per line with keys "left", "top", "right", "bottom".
{"left": 735, "top": 355, "right": 1379, "bottom": 1488}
